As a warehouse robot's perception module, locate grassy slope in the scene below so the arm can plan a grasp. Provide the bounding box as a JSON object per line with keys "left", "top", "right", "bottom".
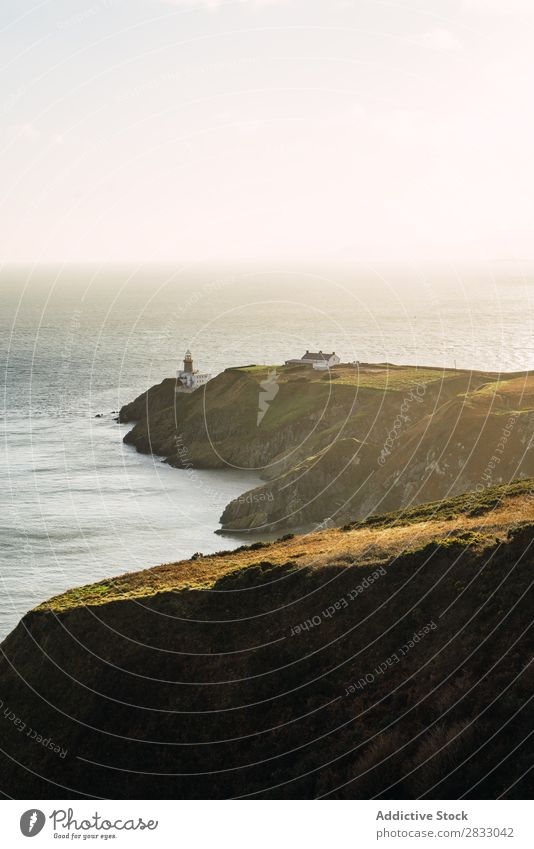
{"left": 120, "top": 361, "right": 525, "bottom": 531}
{"left": 38, "top": 477, "right": 534, "bottom": 612}
{"left": 219, "top": 366, "right": 534, "bottom": 530}
{"left": 2, "top": 478, "right": 534, "bottom": 799}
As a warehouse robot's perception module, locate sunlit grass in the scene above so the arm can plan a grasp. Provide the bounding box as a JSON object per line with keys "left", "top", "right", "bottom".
{"left": 38, "top": 477, "right": 534, "bottom": 614}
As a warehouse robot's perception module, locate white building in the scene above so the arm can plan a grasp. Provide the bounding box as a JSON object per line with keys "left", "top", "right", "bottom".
{"left": 285, "top": 350, "right": 341, "bottom": 369}
{"left": 176, "top": 350, "right": 212, "bottom": 393}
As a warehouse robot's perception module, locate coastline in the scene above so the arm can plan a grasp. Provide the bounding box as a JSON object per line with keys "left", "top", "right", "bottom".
{"left": 2, "top": 478, "right": 533, "bottom": 798}
{"left": 118, "top": 361, "right": 534, "bottom": 535}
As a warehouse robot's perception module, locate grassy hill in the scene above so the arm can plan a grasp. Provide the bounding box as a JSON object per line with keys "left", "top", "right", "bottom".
{"left": 118, "top": 361, "right": 534, "bottom": 533}
{"left": 1, "top": 479, "right": 533, "bottom": 799}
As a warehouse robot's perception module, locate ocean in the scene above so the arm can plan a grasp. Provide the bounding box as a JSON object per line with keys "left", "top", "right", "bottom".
{"left": 2, "top": 263, "right": 534, "bottom": 638}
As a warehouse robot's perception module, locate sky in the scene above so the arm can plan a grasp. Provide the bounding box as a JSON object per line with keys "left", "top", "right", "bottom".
{"left": 1, "top": 0, "right": 534, "bottom": 264}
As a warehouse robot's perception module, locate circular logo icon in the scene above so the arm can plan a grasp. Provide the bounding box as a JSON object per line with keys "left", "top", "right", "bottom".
{"left": 20, "top": 810, "right": 46, "bottom": 837}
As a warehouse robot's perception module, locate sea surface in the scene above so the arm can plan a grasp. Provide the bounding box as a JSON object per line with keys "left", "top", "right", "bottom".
{"left": 2, "top": 262, "right": 534, "bottom": 638}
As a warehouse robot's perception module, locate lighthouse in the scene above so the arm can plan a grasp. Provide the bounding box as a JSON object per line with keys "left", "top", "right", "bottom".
{"left": 183, "top": 350, "right": 193, "bottom": 374}
{"left": 176, "top": 350, "right": 212, "bottom": 393}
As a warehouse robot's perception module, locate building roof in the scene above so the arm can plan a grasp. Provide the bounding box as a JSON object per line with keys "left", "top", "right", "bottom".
{"left": 301, "top": 350, "right": 336, "bottom": 361}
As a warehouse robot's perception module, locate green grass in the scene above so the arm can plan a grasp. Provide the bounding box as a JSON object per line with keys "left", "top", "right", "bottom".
{"left": 257, "top": 383, "right": 330, "bottom": 430}
{"left": 344, "top": 477, "right": 534, "bottom": 531}
{"left": 229, "top": 363, "right": 460, "bottom": 394}
{"left": 408, "top": 530, "right": 495, "bottom": 558}
{"left": 331, "top": 367, "right": 458, "bottom": 391}
{"left": 230, "top": 364, "right": 282, "bottom": 374}
{"left": 472, "top": 380, "right": 510, "bottom": 396}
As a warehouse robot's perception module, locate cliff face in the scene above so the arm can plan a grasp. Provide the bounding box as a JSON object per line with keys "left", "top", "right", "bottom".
{"left": 119, "top": 363, "right": 534, "bottom": 534}
{"left": 1, "top": 481, "right": 534, "bottom": 799}
{"left": 219, "top": 437, "right": 377, "bottom": 531}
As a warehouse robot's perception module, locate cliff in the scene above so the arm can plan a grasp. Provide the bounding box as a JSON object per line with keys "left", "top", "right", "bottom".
{"left": 118, "top": 362, "right": 534, "bottom": 534}
{"left": 1, "top": 480, "right": 534, "bottom": 799}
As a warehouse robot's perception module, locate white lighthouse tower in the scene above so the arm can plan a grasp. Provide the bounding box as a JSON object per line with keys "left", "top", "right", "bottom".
{"left": 176, "top": 350, "right": 212, "bottom": 393}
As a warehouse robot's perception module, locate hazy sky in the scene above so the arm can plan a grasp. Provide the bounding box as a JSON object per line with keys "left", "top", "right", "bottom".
{"left": 1, "top": 0, "right": 534, "bottom": 264}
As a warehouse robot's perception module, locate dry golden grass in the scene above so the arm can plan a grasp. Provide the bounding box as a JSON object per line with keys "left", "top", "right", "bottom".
{"left": 38, "top": 487, "right": 534, "bottom": 613}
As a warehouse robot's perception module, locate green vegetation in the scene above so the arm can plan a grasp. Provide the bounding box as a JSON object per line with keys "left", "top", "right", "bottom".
{"left": 228, "top": 364, "right": 280, "bottom": 373}
{"left": 5, "top": 485, "right": 534, "bottom": 799}
{"left": 37, "top": 476, "right": 534, "bottom": 615}
{"left": 329, "top": 366, "right": 458, "bottom": 391}
{"left": 473, "top": 380, "right": 509, "bottom": 396}
{"left": 120, "top": 359, "right": 534, "bottom": 535}
{"left": 408, "top": 530, "right": 496, "bottom": 558}
{"left": 229, "top": 362, "right": 459, "bottom": 392}
{"left": 344, "top": 478, "right": 534, "bottom": 531}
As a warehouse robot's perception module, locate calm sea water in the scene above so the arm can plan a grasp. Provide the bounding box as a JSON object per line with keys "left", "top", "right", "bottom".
{"left": 2, "top": 263, "right": 534, "bottom": 638}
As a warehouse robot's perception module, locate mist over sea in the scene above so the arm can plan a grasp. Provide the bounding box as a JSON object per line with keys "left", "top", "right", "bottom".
{"left": 1, "top": 263, "right": 534, "bottom": 638}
